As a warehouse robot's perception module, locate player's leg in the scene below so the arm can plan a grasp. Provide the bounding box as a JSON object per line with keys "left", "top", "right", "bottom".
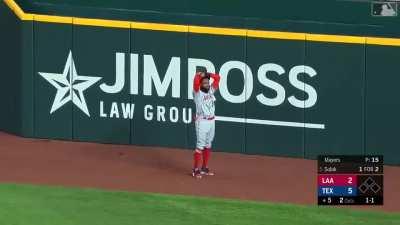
{"left": 192, "top": 149, "right": 202, "bottom": 179}
{"left": 193, "top": 120, "right": 207, "bottom": 179}
{"left": 201, "top": 120, "right": 215, "bottom": 176}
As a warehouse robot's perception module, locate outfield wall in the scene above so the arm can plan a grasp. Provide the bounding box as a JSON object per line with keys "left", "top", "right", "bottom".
{"left": 1, "top": 0, "right": 400, "bottom": 165}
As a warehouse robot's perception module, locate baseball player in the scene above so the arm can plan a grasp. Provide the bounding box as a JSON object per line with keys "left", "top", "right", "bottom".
{"left": 192, "top": 68, "right": 221, "bottom": 179}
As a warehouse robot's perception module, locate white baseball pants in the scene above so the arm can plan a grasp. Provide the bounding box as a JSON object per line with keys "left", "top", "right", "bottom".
{"left": 195, "top": 119, "right": 215, "bottom": 150}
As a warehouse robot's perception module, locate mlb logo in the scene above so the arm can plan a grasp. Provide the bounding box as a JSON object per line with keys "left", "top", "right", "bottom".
{"left": 371, "top": 2, "right": 398, "bottom": 17}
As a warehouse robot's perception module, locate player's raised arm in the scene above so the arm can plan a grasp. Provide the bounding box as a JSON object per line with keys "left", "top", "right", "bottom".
{"left": 209, "top": 73, "right": 220, "bottom": 90}
{"left": 193, "top": 72, "right": 202, "bottom": 92}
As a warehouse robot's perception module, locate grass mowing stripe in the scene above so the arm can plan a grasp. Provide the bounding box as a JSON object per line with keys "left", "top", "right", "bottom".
{"left": 0, "top": 183, "right": 398, "bottom": 225}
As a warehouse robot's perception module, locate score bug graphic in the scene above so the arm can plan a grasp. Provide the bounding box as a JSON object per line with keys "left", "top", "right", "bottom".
{"left": 317, "top": 155, "right": 383, "bottom": 205}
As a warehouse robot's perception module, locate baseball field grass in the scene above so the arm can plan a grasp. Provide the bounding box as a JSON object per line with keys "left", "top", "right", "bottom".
{"left": 0, "top": 184, "right": 398, "bottom": 225}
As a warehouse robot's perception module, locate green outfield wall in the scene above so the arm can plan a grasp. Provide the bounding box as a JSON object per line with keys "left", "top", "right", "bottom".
{"left": 1, "top": 0, "right": 399, "bottom": 165}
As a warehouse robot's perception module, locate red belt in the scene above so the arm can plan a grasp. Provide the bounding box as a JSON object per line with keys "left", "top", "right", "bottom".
{"left": 195, "top": 116, "right": 215, "bottom": 121}
{"left": 204, "top": 116, "right": 215, "bottom": 120}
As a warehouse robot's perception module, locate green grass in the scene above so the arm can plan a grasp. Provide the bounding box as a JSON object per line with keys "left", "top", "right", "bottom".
{"left": 0, "top": 184, "right": 399, "bottom": 225}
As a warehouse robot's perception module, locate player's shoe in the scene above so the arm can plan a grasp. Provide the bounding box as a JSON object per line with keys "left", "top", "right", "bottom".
{"left": 192, "top": 168, "right": 202, "bottom": 179}
{"left": 200, "top": 167, "right": 215, "bottom": 176}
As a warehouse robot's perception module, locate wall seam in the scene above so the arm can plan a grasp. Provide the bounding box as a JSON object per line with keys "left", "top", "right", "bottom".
{"left": 363, "top": 39, "right": 367, "bottom": 156}
{"left": 32, "top": 18, "right": 36, "bottom": 137}
{"left": 130, "top": 23, "right": 134, "bottom": 145}
{"left": 185, "top": 26, "right": 189, "bottom": 151}
{"left": 71, "top": 18, "right": 74, "bottom": 140}
{"left": 243, "top": 29, "right": 247, "bottom": 155}
{"left": 303, "top": 37, "right": 307, "bottom": 159}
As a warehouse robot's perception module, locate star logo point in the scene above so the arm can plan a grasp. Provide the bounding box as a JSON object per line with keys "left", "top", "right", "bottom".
{"left": 38, "top": 51, "right": 101, "bottom": 117}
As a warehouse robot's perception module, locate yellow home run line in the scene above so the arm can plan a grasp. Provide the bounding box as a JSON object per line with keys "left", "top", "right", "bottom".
{"left": 4, "top": 0, "right": 400, "bottom": 46}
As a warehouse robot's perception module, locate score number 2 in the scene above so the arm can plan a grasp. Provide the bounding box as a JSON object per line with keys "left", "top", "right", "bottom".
{"left": 347, "top": 177, "right": 353, "bottom": 184}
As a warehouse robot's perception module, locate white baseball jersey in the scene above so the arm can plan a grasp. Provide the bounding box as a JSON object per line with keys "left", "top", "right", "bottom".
{"left": 193, "top": 87, "right": 216, "bottom": 118}
{"left": 193, "top": 73, "right": 220, "bottom": 150}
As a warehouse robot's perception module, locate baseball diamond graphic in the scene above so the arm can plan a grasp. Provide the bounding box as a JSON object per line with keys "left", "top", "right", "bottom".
{"left": 358, "top": 177, "right": 382, "bottom": 194}
{"left": 38, "top": 51, "right": 102, "bottom": 117}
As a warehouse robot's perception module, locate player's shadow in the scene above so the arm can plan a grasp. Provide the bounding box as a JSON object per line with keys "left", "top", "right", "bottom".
{"left": 153, "top": 151, "right": 189, "bottom": 172}
{"left": 124, "top": 147, "right": 193, "bottom": 175}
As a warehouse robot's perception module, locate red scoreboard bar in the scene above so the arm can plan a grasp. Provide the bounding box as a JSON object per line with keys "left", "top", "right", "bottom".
{"left": 318, "top": 155, "right": 383, "bottom": 205}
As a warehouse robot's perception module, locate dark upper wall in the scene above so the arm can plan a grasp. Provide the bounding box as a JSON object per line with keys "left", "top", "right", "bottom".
{"left": 14, "top": 0, "right": 396, "bottom": 24}
{"left": 16, "top": 0, "right": 400, "bottom": 37}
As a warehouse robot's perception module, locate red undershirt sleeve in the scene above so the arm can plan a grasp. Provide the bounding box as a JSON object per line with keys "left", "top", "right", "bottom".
{"left": 193, "top": 73, "right": 202, "bottom": 92}
{"left": 209, "top": 73, "right": 221, "bottom": 89}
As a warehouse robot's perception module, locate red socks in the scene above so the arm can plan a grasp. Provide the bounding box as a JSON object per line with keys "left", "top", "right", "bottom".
{"left": 202, "top": 148, "right": 211, "bottom": 168}
{"left": 193, "top": 151, "right": 202, "bottom": 169}
{"left": 193, "top": 148, "right": 211, "bottom": 169}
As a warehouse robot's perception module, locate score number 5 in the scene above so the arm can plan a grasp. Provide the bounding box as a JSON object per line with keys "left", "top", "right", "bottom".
{"left": 347, "top": 187, "right": 353, "bottom": 194}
